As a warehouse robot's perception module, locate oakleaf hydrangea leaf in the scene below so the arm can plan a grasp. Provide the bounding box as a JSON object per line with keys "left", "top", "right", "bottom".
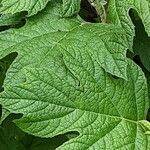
{"left": 108, "top": 0, "right": 150, "bottom": 50}
{"left": 140, "top": 120, "right": 150, "bottom": 135}
{"left": 0, "top": 58, "right": 149, "bottom": 149}
{"left": 0, "top": 1, "right": 128, "bottom": 82}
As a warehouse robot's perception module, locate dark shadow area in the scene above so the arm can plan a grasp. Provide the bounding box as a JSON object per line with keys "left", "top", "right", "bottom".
{"left": 0, "top": 53, "right": 18, "bottom": 122}
{"left": 147, "top": 108, "right": 150, "bottom": 122}
{"left": 0, "top": 11, "right": 27, "bottom": 32}
{"left": 129, "top": 9, "right": 148, "bottom": 38}
{"left": 0, "top": 105, "right": 2, "bottom": 119}
{"left": 0, "top": 52, "right": 18, "bottom": 91}
{"left": 129, "top": 9, "right": 150, "bottom": 122}
{"left": 0, "top": 18, "right": 26, "bottom": 32}
{"left": 111, "top": 75, "right": 119, "bottom": 80}
{"left": 79, "top": 0, "right": 100, "bottom": 23}
{"left": 0, "top": 113, "right": 79, "bottom": 150}
{"left": 130, "top": 54, "right": 150, "bottom": 122}
{"left": 129, "top": 9, "right": 150, "bottom": 72}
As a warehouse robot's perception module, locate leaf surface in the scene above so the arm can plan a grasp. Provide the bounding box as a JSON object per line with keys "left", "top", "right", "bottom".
{"left": 108, "top": 0, "right": 150, "bottom": 50}
{"left": 0, "top": 1, "right": 128, "bottom": 82}
{"left": 62, "top": 0, "right": 81, "bottom": 17}
{"left": 0, "top": 0, "right": 50, "bottom": 16}
{"left": 0, "top": 56, "right": 150, "bottom": 149}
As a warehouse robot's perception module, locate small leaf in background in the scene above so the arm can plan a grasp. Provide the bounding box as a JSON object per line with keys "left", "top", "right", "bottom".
{"left": 88, "top": 0, "right": 108, "bottom": 22}
{"left": 62, "top": 0, "right": 81, "bottom": 17}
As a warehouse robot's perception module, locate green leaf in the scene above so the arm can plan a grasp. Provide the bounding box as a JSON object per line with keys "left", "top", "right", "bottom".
{"left": 0, "top": 57, "right": 150, "bottom": 149}
{"left": 0, "top": 0, "right": 50, "bottom": 16}
{"left": 0, "top": 0, "right": 81, "bottom": 17}
{"left": 0, "top": 1, "right": 128, "bottom": 81}
{"left": 62, "top": 0, "right": 81, "bottom": 17}
{"left": 140, "top": 120, "right": 150, "bottom": 135}
{"left": 107, "top": 0, "right": 150, "bottom": 50}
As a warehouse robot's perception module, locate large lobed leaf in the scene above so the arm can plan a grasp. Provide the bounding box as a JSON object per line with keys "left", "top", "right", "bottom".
{"left": 0, "top": 44, "right": 150, "bottom": 149}
{"left": 0, "top": 1, "right": 128, "bottom": 81}
{"left": 0, "top": 0, "right": 150, "bottom": 149}
{"left": 0, "top": 0, "right": 50, "bottom": 16}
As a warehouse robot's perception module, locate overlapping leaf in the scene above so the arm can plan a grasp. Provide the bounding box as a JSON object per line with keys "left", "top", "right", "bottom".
{"left": 62, "top": 0, "right": 81, "bottom": 17}
{"left": 0, "top": 0, "right": 81, "bottom": 17}
{"left": 0, "top": 0, "right": 128, "bottom": 83}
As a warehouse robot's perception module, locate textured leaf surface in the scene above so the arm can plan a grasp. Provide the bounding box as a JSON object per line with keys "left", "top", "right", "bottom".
{"left": 62, "top": 0, "right": 81, "bottom": 17}
{"left": 0, "top": 55, "right": 150, "bottom": 149}
{"left": 0, "top": 1, "right": 128, "bottom": 82}
{"left": 0, "top": 0, "right": 50, "bottom": 16}
{"left": 108, "top": 0, "right": 150, "bottom": 50}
